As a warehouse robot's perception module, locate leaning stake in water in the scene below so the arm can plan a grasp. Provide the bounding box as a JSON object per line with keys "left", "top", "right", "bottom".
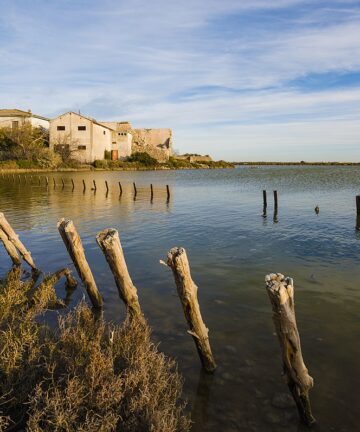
{"left": 265, "top": 273, "right": 315, "bottom": 426}
{"left": 165, "top": 247, "right": 216, "bottom": 373}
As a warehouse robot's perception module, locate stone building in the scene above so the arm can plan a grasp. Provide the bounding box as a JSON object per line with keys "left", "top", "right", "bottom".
{"left": 99, "top": 121, "right": 132, "bottom": 159}
{"left": 49, "top": 112, "right": 113, "bottom": 163}
{"left": 0, "top": 109, "right": 49, "bottom": 130}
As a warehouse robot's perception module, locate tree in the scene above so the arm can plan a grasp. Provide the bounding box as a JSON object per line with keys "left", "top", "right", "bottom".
{"left": 53, "top": 133, "right": 80, "bottom": 163}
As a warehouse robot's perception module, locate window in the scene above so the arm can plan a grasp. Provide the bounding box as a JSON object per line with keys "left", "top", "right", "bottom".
{"left": 12, "top": 121, "right": 19, "bottom": 129}
{"left": 57, "top": 125, "right": 65, "bottom": 131}
{"left": 103, "top": 130, "right": 106, "bottom": 135}
{"left": 78, "top": 145, "right": 86, "bottom": 150}
{"left": 54, "top": 144, "right": 69, "bottom": 151}
{"left": 78, "top": 126, "right": 86, "bottom": 131}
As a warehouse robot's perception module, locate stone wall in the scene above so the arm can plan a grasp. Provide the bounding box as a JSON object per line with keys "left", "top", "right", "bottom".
{"left": 131, "top": 128, "right": 172, "bottom": 162}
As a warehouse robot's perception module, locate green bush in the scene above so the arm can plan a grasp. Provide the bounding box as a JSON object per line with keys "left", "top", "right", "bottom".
{"left": 16, "top": 159, "right": 36, "bottom": 169}
{"left": 0, "top": 160, "right": 19, "bottom": 170}
{"left": 126, "top": 152, "right": 158, "bottom": 167}
{"left": 94, "top": 159, "right": 108, "bottom": 169}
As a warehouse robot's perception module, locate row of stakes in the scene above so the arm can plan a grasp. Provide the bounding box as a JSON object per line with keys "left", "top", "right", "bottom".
{"left": 1, "top": 173, "right": 171, "bottom": 200}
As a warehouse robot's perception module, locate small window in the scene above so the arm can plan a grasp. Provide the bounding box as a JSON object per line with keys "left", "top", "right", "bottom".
{"left": 118, "top": 133, "right": 121, "bottom": 136}
{"left": 103, "top": 130, "right": 106, "bottom": 135}
{"left": 78, "top": 145, "right": 86, "bottom": 150}
{"left": 12, "top": 121, "right": 19, "bottom": 129}
{"left": 78, "top": 126, "right": 86, "bottom": 131}
{"left": 57, "top": 125, "right": 65, "bottom": 131}
{"left": 54, "top": 144, "right": 69, "bottom": 151}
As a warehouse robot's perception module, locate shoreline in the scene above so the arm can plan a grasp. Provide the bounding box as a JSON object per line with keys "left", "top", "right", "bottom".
{"left": 235, "top": 161, "right": 360, "bottom": 166}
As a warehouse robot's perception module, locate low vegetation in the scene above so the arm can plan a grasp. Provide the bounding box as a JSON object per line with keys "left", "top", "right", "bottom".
{"left": 0, "top": 267, "right": 190, "bottom": 432}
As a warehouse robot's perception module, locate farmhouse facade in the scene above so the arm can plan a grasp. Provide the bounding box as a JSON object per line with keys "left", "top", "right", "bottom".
{"left": 0, "top": 109, "right": 49, "bottom": 130}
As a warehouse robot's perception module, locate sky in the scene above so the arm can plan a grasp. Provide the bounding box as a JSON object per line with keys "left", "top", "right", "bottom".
{"left": 1, "top": 0, "right": 360, "bottom": 161}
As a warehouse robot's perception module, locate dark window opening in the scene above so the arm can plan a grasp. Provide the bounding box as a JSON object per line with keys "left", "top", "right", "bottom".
{"left": 12, "top": 121, "right": 19, "bottom": 129}
{"left": 103, "top": 131, "right": 106, "bottom": 135}
{"left": 54, "top": 144, "right": 69, "bottom": 151}
{"left": 78, "top": 126, "right": 86, "bottom": 131}
{"left": 78, "top": 145, "right": 86, "bottom": 150}
{"left": 57, "top": 126, "right": 65, "bottom": 131}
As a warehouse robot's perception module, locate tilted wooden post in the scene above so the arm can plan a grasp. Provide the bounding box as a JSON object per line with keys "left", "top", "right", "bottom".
{"left": 71, "top": 179, "right": 75, "bottom": 190}
{"left": 118, "top": 181, "right": 122, "bottom": 195}
{"left": 105, "top": 180, "right": 109, "bottom": 194}
{"left": 265, "top": 273, "right": 315, "bottom": 426}
{"left": 96, "top": 228, "right": 143, "bottom": 319}
{"left": 0, "top": 212, "right": 37, "bottom": 269}
{"left": 57, "top": 218, "right": 103, "bottom": 308}
{"left": 82, "top": 179, "right": 86, "bottom": 192}
{"left": 166, "top": 185, "right": 170, "bottom": 201}
{"left": 133, "top": 182, "right": 137, "bottom": 197}
{"left": 165, "top": 247, "right": 216, "bottom": 372}
{"left": 0, "top": 227, "right": 21, "bottom": 266}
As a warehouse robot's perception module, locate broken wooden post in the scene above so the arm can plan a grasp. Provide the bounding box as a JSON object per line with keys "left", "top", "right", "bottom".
{"left": 93, "top": 179, "right": 97, "bottom": 191}
{"left": 0, "top": 227, "right": 21, "bottom": 266}
{"left": 356, "top": 195, "right": 360, "bottom": 215}
{"left": 165, "top": 247, "right": 216, "bottom": 372}
{"left": 82, "top": 179, "right": 86, "bottom": 192}
{"left": 166, "top": 185, "right": 170, "bottom": 201}
{"left": 118, "top": 181, "right": 122, "bottom": 195}
{"left": 0, "top": 212, "right": 37, "bottom": 270}
{"left": 71, "top": 179, "right": 75, "bottom": 190}
{"left": 105, "top": 180, "right": 109, "bottom": 194}
{"left": 133, "top": 182, "right": 137, "bottom": 197}
{"left": 274, "top": 190, "right": 278, "bottom": 211}
{"left": 57, "top": 218, "right": 103, "bottom": 309}
{"left": 150, "top": 184, "right": 154, "bottom": 200}
{"left": 97, "top": 228, "right": 143, "bottom": 319}
{"left": 265, "top": 273, "right": 315, "bottom": 426}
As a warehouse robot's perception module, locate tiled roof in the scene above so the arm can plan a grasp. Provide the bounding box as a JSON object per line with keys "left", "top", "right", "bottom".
{"left": 0, "top": 108, "right": 49, "bottom": 121}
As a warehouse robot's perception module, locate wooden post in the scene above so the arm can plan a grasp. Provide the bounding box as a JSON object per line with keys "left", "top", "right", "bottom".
{"left": 0, "top": 227, "right": 21, "bottom": 266}
{"left": 53, "top": 177, "right": 56, "bottom": 187}
{"left": 265, "top": 273, "right": 315, "bottom": 426}
{"left": 0, "top": 212, "right": 37, "bottom": 269}
{"left": 45, "top": 176, "right": 49, "bottom": 186}
{"left": 105, "top": 180, "right": 109, "bottom": 194}
{"left": 263, "top": 190, "right": 267, "bottom": 209}
{"left": 150, "top": 184, "right": 154, "bottom": 200}
{"left": 38, "top": 176, "right": 41, "bottom": 185}
{"left": 61, "top": 177, "right": 65, "bottom": 188}
{"left": 165, "top": 247, "right": 216, "bottom": 372}
{"left": 38, "top": 268, "right": 78, "bottom": 291}
{"left": 71, "top": 179, "right": 75, "bottom": 190}
{"left": 82, "top": 179, "right": 86, "bottom": 192}
{"left": 93, "top": 179, "right": 97, "bottom": 191}
{"left": 166, "top": 185, "right": 170, "bottom": 201}
{"left": 133, "top": 182, "right": 137, "bottom": 197}
{"left": 57, "top": 218, "right": 103, "bottom": 309}
{"left": 118, "top": 181, "right": 122, "bottom": 195}
{"left": 356, "top": 195, "right": 360, "bottom": 215}
{"left": 97, "top": 228, "right": 143, "bottom": 318}
{"left": 274, "top": 190, "right": 278, "bottom": 211}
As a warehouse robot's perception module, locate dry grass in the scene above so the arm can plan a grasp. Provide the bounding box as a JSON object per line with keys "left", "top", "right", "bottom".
{"left": 0, "top": 268, "right": 190, "bottom": 432}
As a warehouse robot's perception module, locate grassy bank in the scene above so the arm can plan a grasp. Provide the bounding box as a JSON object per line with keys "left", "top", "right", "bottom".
{"left": 0, "top": 268, "right": 190, "bottom": 432}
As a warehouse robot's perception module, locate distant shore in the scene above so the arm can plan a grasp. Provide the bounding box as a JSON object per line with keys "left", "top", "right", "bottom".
{"left": 234, "top": 161, "right": 360, "bottom": 166}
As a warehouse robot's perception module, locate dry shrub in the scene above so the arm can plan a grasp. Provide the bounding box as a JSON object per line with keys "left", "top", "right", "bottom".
{"left": 0, "top": 269, "right": 190, "bottom": 432}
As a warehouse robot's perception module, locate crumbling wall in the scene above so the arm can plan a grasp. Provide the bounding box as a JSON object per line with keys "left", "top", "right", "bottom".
{"left": 131, "top": 128, "right": 172, "bottom": 162}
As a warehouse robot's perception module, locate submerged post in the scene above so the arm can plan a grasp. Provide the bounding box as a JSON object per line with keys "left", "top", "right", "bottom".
{"left": 97, "top": 228, "right": 143, "bottom": 319}
{"left": 93, "top": 179, "right": 97, "bottom": 191}
{"left": 57, "top": 218, "right": 103, "bottom": 309}
{"left": 166, "top": 185, "right": 170, "bottom": 201}
{"left": 45, "top": 176, "right": 49, "bottom": 186}
{"left": 133, "top": 182, "right": 137, "bottom": 197}
{"left": 105, "top": 180, "right": 109, "bottom": 194}
{"left": 165, "top": 247, "right": 216, "bottom": 373}
{"left": 0, "top": 228, "right": 21, "bottom": 266}
{"left": 53, "top": 177, "right": 56, "bottom": 188}
{"left": 356, "top": 195, "right": 360, "bottom": 215}
{"left": 118, "top": 181, "right": 122, "bottom": 195}
{"left": 82, "top": 179, "right": 86, "bottom": 192}
{"left": 263, "top": 190, "right": 267, "bottom": 209}
{"left": 274, "top": 190, "right": 278, "bottom": 211}
{"left": 71, "top": 179, "right": 75, "bottom": 190}
{"left": 265, "top": 273, "right": 315, "bottom": 426}
{"left": 0, "top": 212, "right": 37, "bottom": 269}
{"left": 61, "top": 177, "right": 65, "bottom": 188}
{"left": 150, "top": 184, "right": 153, "bottom": 200}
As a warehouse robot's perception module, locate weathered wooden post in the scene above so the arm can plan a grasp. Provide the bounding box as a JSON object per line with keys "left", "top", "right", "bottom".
{"left": 166, "top": 185, "right": 170, "bottom": 201}
{"left": 97, "top": 228, "right": 143, "bottom": 319}
{"left": 93, "top": 179, "right": 97, "bottom": 191}
{"left": 45, "top": 176, "right": 49, "bottom": 186}
{"left": 0, "top": 213, "right": 37, "bottom": 270}
{"left": 274, "top": 190, "right": 278, "bottom": 211}
{"left": 133, "top": 182, "right": 137, "bottom": 197}
{"left": 71, "top": 179, "right": 75, "bottom": 190}
{"left": 356, "top": 196, "right": 360, "bottom": 215}
{"left": 61, "top": 177, "right": 65, "bottom": 188}
{"left": 118, "top": 181, "right": 122, "bottom": 195}
{"left": 57, "top": 218, "right": 103, "bottom": 309}
{"left": 0, "top": 228, "right": 21, "bottom": 266}
{"left": 38, "top": 176, "right": 41, "bottom": 185}
{"left": 150, "top": 184, "right": 154, "bottom": 200}
{"left": 164, "top": 247, "right": 216, "bottom": 373}
{"left": 53, "top": 177, "right": 56, "bottom": 188}
{"left": 105, "top": 180, "right": 109, "bottom": 194}
{"left": 265, "top": 273, "right": 315, "bottom": 426}
{"left": 263, "top": 190, "right": 267, "bottom": 209}
{"left": 82, "top": 179, "right": 86, "bottom": 192}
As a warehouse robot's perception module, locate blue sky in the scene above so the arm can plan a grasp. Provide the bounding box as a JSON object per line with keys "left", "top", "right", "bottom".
{"left": 1, "top": 0, "right": 360, "bottom": 161}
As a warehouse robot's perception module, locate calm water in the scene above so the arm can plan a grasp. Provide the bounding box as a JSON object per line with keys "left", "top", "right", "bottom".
{"left": 1, "top": 166, "right": 360, "bottom": 431}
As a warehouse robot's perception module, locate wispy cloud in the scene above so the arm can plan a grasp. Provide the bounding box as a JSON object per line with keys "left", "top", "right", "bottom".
{"left": 0, "top": 0, "right": 360, "bottom": 160}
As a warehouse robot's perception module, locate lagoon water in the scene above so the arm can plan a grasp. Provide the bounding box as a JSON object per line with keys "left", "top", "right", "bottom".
{"left": 0, "top": 166, "right": 359, "bottom": 431}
